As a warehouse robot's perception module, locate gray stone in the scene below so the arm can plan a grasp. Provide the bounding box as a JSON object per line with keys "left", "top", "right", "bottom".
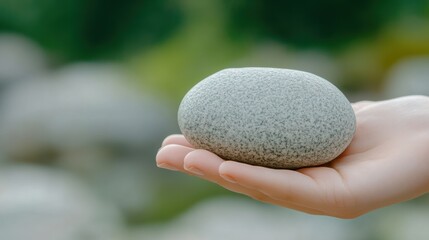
{"left": 132, "top": 197, "right": 365, "bottom": 240}
{"left": 0, "top": 34, "right": 47, "bottom": 83}
{"left": 178, "top": 68, "right": 356, "bottom": 169}
{"left": 384, "top": 57, "right": 429, "bottom": 98}
{"left": 0, "top": 63, "right": 174, "bottom": 161}
{"left": 0, "top": 165, "right": 125, "bottom": 240}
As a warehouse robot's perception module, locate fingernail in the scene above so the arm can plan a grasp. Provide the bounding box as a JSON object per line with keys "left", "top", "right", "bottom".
{"left": 157, "top": 163, "right": 179, "bottom": 171}
{"left": 221, "top": 174, "right": 237, "bottom": 183}
{"left": 185, "top": 166, "right": 204, "bottom": 176}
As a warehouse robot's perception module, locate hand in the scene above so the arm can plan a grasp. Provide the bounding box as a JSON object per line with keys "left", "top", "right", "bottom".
{"left": 156, "top": 95, "right": 429, "bottom": 218}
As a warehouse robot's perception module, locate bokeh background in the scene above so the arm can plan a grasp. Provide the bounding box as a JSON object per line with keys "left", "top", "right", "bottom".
{"left": 0, "top": 0, "right": 429, "bottom": 239}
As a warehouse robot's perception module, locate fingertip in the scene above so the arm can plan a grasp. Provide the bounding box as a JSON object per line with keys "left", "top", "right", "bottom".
{"left": 161, "top": 134, "right": 193, "bottom": 147}
{"left": 156, "top": 144, "right": 194, "bottom": 170}
{"left": 219, "top": 160, "right": 253, "bottom": 173}
{"left": 183, "top": 148, "right": 201, "bottom": 161}
{"left": 219, "top": 160, "right": 238, "bottom": 172}
{"left": 219, "top": 161, "right": 248, "bottom": 183}
{"left": 161, "top": 134, "right": 181, "bottom": 146}
{"left": 184, "top": 149, "right": 217, "bottom": 160}
{"left": 156, "top": 142, "right": 176, "bottom": 153}
{"left": 184, "top": 149, "right": 223, "bottom": 167}
{"left": 183, "top": 149, "right": 227, "bottom": 177}
{"left": 183, "top": 149, "right": 200, "bottom": 171}
{"left": 155, "top": 145, "right": 169, "bottom": 164}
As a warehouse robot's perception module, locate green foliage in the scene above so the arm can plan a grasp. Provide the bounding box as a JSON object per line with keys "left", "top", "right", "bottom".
{"left": 223, "top": 0, "right": 429, "bottom": 49}
{"left": 1, "top": 0, "right": 428, "bottom": 61}
{"left": 0, "top": 0, "right": 183, "bottom": 61}
{"left": 129, "top": 0, "right": 250, "bottom": 104}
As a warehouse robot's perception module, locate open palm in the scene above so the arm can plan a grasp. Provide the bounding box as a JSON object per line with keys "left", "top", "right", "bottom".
{"left": 156, "top": 96, "right": 429, "bottom": 218}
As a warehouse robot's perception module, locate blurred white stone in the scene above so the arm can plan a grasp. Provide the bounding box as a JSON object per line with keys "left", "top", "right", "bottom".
{"left": 374, "top": 203, "right": 429, "bottom": 240}
{"left": 0, "top": 62, "right": 173, "bottom": 217}
{"left": 132, "top": 197, "right": 370, "bottom": 240}
{"left": 91, "top": 157, "right": 156, "bottom": 215}
{"left": 0, "top": 63, "right": 173, "bottom": 161}
{"left": 0, "top": 164, "right": 124, "bottom": 240}
{"left": 384, "top": 56, "right": 429, "bottom": 98}
{"left": 0, "top": 33, "right": 47, "bottom": 82}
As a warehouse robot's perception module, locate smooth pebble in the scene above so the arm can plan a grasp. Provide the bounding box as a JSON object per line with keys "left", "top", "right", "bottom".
{"left": 178, "top": 68, "right": 356, "bottom": 169}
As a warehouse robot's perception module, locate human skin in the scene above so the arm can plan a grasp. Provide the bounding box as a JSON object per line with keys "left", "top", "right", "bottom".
{"left": 156, "top": 95, "right": 429, "bottom": 219}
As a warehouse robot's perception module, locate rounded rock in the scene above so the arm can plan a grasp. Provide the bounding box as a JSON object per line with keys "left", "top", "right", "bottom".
{"left": 178, "top": 68, "right": 356, "bottom": 169}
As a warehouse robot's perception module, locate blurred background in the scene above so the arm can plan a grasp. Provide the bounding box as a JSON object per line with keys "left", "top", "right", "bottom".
{"left": 0, "top": 0, "right": 428, "bottom": 239}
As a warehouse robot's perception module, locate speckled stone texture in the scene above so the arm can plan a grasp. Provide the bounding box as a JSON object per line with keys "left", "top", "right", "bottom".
{"left": 178, "top": 68, "right": 356, "bottom": 169}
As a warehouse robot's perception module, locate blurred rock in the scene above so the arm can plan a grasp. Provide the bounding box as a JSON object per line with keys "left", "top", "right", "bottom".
{"left": 374, "top": 203, "right": 429, "bottom": 240}
{"left": 384, "top": 56, "right": 429, "bottom": 98}
{"left": 0, "top": 63, "right": 174, "bottom": 217}
{"left": 0, "top": 63, "right": 174, "bottom": 162}
{"left": 90, "top": 157, "right": 156, "bottom": 217}
{"left": 0, "top": 34, "right": 47, "bottom": 83}
{"left": 132, "top": 197, "right": 371, "bottom": 240}
{"left": 0, "top": 164, "right": 125, "bottom": 240}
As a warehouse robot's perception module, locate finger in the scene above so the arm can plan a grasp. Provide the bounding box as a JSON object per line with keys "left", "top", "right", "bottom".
{"left": 156, "top": 144, "right": 194, "bottom": 171}
{"left": 184, "top": 150, "right": 269, "bottom": 196}
{"left": 161, "top": 134, "right": 194, "bottom": 148}
{"left": 183, "top": 150, "right": 325, "bottom": 215}
{"left": 219, "top": 161, "right": 322, "bottom": 207}
{"left": 184, "top": 149, "right": 261, "bottom": 194}
{"left": 183, "top": 149, "right": 224, "bottom": 178}
{"left": 184, "top": 150, "right": 274, "bottom": 199}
